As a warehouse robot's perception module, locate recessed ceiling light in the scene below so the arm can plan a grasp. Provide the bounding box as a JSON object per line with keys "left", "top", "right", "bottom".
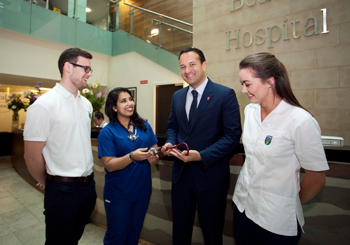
{"left": 85, "top": 7, "right": 91, "bottom": 13}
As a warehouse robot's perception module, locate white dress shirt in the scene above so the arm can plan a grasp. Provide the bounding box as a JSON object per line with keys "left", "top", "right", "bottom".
{"left": 185, "top": 77, "right": 208, "bottom": 120}
{"left": 100, "top": 121, "right": 108, "bottom": 128}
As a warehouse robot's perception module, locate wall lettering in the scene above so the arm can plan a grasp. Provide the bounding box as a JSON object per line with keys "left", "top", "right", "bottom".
{"left": 321, "top": 8, "right": 329, "bottom": 34}
{"left": 231, "top": 0, "right": 271, "bottom": 12}
{"left": 226, "top": 8, "right": 329, "bottom": 50}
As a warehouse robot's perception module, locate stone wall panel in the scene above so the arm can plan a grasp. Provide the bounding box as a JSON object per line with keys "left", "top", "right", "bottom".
{"left": 290, "top": 67, "right": 339, "bottom": 90}
{"left": 314, "top": 45, "right": 350, "bottom": 68}
{"left": 277, "top": 50, "right": 314, "bottom": 71}
{"left": 193, "top": 7, "right": 206, "bottom": 23}
{"left": 340, "top": 66, "right": 350, "bottom": 88}
{"left": 314, "top": 88, "right": 350, "bottom": 109}
{"left": 291, "top": 0, "right": 338, "bottom": 14}
{"left": 309, "top": 109, "right": 341, "bottom": 131}
{"left": 340, "top": 22, "right": 350, "bottom": 45}
{"left": 293, "top": 89, "right": 314, "bottom": 109}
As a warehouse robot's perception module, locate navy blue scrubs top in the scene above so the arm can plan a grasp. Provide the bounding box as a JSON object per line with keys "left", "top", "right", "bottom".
{"left": 98, "top": 121, "right": 158, "bottom": 204}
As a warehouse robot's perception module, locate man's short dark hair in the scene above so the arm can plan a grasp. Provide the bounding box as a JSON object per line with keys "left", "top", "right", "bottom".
{"left": 94, "top": 112, "right": 104, "bottom": 120}
{"left": 58, "top": 48, "right": 93, "bottom": 77}
{"left": 178, "top": 47, "right": 206, "bottom": 64}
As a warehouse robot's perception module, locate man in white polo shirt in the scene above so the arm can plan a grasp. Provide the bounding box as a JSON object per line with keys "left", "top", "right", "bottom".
{"left": 24, "top": 48, "right": 97, "bottom": 245}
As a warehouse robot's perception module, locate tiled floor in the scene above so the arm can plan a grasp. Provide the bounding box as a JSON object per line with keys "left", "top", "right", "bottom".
{"left": 0, "top": 157, "right": 148, "bottom": 245}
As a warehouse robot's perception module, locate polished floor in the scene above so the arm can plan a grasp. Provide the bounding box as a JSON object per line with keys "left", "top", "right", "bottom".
{"left": 2, "top": 156, "right": 350, "bottom": 245}
{"left": 0, "top": 157, "right": 150, "bottom": 245}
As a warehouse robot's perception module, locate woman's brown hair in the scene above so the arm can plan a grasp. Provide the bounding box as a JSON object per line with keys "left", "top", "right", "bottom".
{"left": 240, "top": 52, "right": 308, "bottom": 112}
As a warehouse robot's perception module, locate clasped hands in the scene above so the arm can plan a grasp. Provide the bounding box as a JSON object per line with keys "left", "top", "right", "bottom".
{"left": 132, "top": 147, "right": 159, "bottom": 164}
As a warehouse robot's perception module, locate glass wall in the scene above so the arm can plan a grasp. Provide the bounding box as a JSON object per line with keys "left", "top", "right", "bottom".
{"left": 0, "top": 0, "right": 112, "bottom": 55}
{"left": 117, "top": 3, "right": 193, "bottom": 55}
{"left": 0, "top": 0, "right": 192, "bottom": 56}
{"left": 0, "top": 83, "right": 52, "bottom": 132}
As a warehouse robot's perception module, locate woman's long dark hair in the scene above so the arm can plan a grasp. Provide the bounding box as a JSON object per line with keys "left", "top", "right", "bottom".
{"left": 239, "top": 52, "right": 308, "bottom": 112}
{"left": 105, "top": 87, "right": 147, "bottom": 131}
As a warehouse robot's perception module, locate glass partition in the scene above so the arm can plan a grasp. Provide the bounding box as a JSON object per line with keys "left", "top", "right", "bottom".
{"left": 158, "top": 18, "right": 193, "bottom": 55}
{"left": 86, "top": 0, "right": 108, "bottom": 30}
{"left": 117, "top": 4, "right": 193, "bottom": 55}
{"left": 0, "top": 0, "right": 192, "bottom": 56}
{"left": 0, "top": 0, "right": 112, "bottom": 55}
{"left": 31, "top": 2, "right": 76, "bottom": 47}
{"left": 0, "top": 0, "right": 31, "bottom": 34}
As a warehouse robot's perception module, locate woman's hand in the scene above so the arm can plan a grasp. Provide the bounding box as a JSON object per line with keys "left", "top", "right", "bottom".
{"left": 148, "top": 153, "right": 159, "bottom": 164}
{"left": 148, "top": 144, "right": 159, "bottom": 164}
{"left": 102, "top": 147, "right": 151, "bottom": 172}
{"left": 131, "top": 148, "right": 151, "bottom": 161}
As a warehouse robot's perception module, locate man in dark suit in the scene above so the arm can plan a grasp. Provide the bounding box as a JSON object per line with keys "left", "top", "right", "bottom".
{"left": 162, "top": 47, "right": 242, "bottom": 244}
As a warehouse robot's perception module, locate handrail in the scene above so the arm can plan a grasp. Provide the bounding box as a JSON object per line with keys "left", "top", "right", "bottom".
{"left": 123, "top": 0, "right": 193, "bottom": 27}
{"left": 152, "top": 19, "right": 193, "bottom": 34}
{"left": 108, "top": 0, "right": 122, "bottom": 31}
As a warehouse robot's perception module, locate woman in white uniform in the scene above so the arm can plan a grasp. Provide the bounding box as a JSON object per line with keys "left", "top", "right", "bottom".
{"left": 232, "top": 52, "right": 329, "bottom": 244}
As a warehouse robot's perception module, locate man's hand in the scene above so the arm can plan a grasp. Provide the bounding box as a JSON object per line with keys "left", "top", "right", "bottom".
{"left": 36, "top": 182, "right": 45, "bottom": 190}
{"left": 24, "top": 141, "right": 47, "bottom": 186}
{"left": 169, "top": 149, "right": 202, "bottom": 163}
{"left": 160, "top": 143, "right": 174, "bottom": 156}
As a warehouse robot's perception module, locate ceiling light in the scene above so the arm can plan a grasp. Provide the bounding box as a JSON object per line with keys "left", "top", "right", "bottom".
{"left": 151, "top": 28, "right": 159, "bottom": 36}
{"left": 85, "top": 8, "right": 91, "bottom": 13}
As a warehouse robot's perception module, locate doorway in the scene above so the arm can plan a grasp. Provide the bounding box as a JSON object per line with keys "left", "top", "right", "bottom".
{"left": 155, "top": 84, "right": 182, "bottom": 138}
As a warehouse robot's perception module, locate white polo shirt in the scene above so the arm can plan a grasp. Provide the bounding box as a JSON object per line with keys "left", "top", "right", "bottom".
{"left": 24, "top": 83, "right": 94, "bottom": 177}
{"left": 232, "top": 100, "right": 329, "bottom": 236}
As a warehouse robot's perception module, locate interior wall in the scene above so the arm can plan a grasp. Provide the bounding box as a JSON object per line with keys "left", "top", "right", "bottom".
{"left": 0, "top": 29, "right": 110, "bottom": 86}
{"left": 108, "top": 51, "right": 183, "bottom": 129}
{"left": 193, "top": 0, "right": 350, "bottom": 145}
{"left": 0, "top": 28, "right": 109, "bottom": 132}
{"left": 0, "top": 28, "right": 183, "bottom": 133}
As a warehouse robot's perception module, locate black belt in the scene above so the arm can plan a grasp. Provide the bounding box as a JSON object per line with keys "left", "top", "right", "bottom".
{"left": 47, "top": 173, "right": 94, "bottom": 183}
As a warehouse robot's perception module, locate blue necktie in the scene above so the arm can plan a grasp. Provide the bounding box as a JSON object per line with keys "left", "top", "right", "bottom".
{"left": 189, "top": 90, "right": 198, "bottom": 127}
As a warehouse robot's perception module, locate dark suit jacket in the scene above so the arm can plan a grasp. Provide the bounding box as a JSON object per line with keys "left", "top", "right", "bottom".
{"left": 166, "top": 79, "right": 242, "bottom": 192}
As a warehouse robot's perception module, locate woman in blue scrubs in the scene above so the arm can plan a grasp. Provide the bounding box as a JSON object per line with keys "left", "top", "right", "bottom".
{"left": 98, "top": 87, "right": 158, "bottom": 245}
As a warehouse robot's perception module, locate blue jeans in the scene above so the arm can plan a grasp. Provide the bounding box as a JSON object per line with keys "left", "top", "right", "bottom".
{"left": 44, "top": 178, "right": 97, "bottom": 245}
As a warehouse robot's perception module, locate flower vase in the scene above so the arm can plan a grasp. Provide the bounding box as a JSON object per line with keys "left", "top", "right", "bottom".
{"left": 91, "top": 112, "right": 95, "bottom": 127}
{"left": 12, "top": 110, "right": 19, "bottom": 128}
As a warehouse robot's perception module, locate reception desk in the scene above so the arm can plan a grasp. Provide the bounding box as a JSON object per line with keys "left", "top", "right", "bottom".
{"left": 11, "top": 126, "right": 242, "bottom": 244}
{"left": 11, "top": 127, "right": 350, "bottom": 245}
